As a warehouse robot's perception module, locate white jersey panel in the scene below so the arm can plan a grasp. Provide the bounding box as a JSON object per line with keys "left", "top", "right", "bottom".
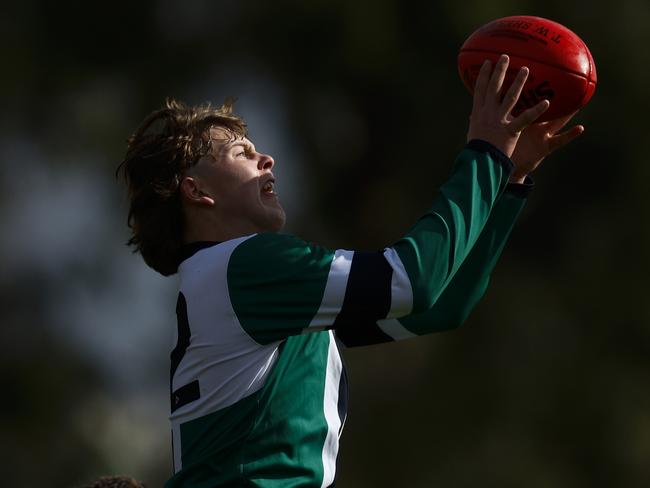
{"left": 307, "top": 249, "right": 353, "bottom": 330}
{"left": 171, "top": 235, "right": 282, "bottom": 427}
{"left": 383, "top": 247, "right": 414, "bottom": 318}
{"left": 320, "top": 330, "right": 344, "bottom": 487}
{"left": 376, "top": 318, "right": 418, "bottom": 341}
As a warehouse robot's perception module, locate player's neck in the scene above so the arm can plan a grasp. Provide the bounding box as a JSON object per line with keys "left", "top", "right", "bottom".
{"left": 184, "top": 212, "right": 259, "bottom": 244}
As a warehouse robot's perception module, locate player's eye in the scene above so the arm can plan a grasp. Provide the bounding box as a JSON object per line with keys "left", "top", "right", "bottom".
{"left": 235, "top": 147, "right": 254, "bottom": 158}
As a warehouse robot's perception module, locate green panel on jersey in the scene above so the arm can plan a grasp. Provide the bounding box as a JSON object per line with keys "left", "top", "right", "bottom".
{"left": 165, "top": 332, "right": 329, "bottom": 488}
{"left": 166, "top": 333, "right": 335, "bottom": 488}
{"left": 393, "top": 147, "right": 508, "bottom": 314}
{"left": 228, "top": 233, "right": 335, "bottom": 344}
{"left": 165, "top": 391, "right": 261, "bottom": 487}
{"left": 242, "top": 333, "right": 332, "bottom": 487}
{"left": 398, "top": 189, "right": 526, "bottom": 334}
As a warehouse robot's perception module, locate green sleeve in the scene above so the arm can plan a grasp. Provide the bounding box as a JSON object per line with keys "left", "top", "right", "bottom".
{"left": 395, "top": 187, "right": 528, "bottom": 336}
{"left": 392, "top": 140, "right": 512, "bottom": 314}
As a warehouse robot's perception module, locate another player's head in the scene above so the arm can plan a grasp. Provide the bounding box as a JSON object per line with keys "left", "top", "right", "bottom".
{"left": 79, "top": 475, "right": 145, "bottom": 488}
{"left": 118, "top": 99, "right": 285, "bottom": 276}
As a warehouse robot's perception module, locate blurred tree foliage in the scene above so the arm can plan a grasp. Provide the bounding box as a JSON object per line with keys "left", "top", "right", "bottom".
{"left": 2, "top": 0, "right": 650, "bottom": 487}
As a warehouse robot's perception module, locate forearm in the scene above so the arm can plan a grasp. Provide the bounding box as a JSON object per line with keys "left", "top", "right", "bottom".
{"left": 379, "top": 180, "right": 530, "bottom": 339}
{"left": 390, "top": 140, "right": 513, "bottom": 315}
{"left": 335, "top": 141, "right": 514, "bottom": 347}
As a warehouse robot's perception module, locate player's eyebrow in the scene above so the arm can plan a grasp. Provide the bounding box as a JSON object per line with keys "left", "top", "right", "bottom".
{"left": 228, "top": 141, "right": 256, "bottom": 153}
{"left": 211, "top": 139, "right": 252, "bottom": 159}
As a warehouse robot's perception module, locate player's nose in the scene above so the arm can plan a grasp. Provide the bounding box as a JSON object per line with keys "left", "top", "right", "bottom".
{"left": 257, "top": 153, "right": 274, "bottom": 171}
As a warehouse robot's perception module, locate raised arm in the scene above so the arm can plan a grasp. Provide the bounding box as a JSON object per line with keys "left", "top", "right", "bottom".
{"left": 372, "top": 181, "right": 531, "bottom": 342}
{"left": 227, "top": 141, "right": 511, "bottom": 345}
{"left": 226, "top": 56, "right": 552, "bottom": 346}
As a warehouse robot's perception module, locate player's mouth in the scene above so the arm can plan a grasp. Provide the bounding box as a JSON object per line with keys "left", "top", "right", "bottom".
{"left": 261, "top": 178, "right": 276, "bottom": 197}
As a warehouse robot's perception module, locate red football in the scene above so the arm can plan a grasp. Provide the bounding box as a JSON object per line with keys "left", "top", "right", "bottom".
{"left": 458, "top": 16, "right": 597, "bottom": 122}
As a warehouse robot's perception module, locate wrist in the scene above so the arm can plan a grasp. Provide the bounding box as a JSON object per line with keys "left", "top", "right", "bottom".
{"left": 466, "top": 140, "right": 515, "bottom": 174}
{"left": 505, "top": 175, "right": 535, "bottom": 197}
{"left": 466, "top": 135, "right": 514, "bottom": 159}
{"left": 509, "top": 173, "right": 527, "bottom": 184}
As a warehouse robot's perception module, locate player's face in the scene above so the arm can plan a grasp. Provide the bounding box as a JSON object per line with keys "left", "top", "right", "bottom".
{"left": 193, "top": 127, "right": 286, "bottom": 235}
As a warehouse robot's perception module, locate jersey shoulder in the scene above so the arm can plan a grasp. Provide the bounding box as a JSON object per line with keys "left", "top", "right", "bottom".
{"left": 227, "top": 233, "right": 336, "bottom": 344}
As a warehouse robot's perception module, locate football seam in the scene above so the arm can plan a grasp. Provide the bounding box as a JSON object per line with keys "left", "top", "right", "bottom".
{"left": 459, "top": 47, "right": 591, "bottom": 80}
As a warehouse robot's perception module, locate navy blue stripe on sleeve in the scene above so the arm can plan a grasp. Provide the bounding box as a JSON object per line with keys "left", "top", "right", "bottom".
{"left": 334, "top": 251, "right": 394, "bottom": 347}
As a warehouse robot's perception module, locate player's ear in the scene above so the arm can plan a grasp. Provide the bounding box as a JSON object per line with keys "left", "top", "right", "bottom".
{"left": 179, "top": 176, "right": 215, "bottom": 206}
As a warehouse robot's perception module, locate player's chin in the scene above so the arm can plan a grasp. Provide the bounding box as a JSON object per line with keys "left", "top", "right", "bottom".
{"left": 269, "top": 207, "right": 287, "bottom": 231}
{"left": 256, "top": 193, "right": 286, "bottom": 231}
{"left": 261, "top": 204, "right": 286, "bottom": 232}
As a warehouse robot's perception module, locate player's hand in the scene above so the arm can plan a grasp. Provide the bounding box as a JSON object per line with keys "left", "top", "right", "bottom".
{"left": 467, "top": 54, "right": 550, "bottom": 158}
{"left": 509, "top": 112, "right": 585, "bottom": 183}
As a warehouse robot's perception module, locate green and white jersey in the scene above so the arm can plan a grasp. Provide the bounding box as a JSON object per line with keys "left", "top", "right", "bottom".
{"left": 165, "top": 141, "right": 531, "bottom": 487}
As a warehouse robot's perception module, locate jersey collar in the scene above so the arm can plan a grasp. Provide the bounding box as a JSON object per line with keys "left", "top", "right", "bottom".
{"left": 179, "top": 241, "right": 222, "bottom": 263}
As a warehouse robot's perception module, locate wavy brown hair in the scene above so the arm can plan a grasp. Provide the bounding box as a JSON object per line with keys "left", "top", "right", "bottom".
{"left": 117, "top": 98, "right": 247, "bottom": 276}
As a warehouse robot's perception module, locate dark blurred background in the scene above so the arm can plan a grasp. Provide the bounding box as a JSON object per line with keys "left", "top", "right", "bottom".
{"left": 2, "top": 0, "right": 649, "bottom": 486}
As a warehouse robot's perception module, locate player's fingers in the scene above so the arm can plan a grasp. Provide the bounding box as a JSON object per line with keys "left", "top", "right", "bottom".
{"left": 472, "top": 59, "right": 492, "bottom": 110}
{"left": 510, "top": 99, "right": 550, "bottom": 133}
{"left": 499, "top": 66, "right": 529, "bottom": 117}
{"left": 486, "top": 54, "right": 509, "bottom": 99}
{"left": 547, "top": 125, "right": 585, "bottom": 153}
{"left": 547, "top": 111, "right": 579, "bottom": 135}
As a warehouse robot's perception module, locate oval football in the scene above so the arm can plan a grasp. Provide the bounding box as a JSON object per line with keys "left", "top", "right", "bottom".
{"left": 458, "top": 16, "right": 596, "bottom": 122}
